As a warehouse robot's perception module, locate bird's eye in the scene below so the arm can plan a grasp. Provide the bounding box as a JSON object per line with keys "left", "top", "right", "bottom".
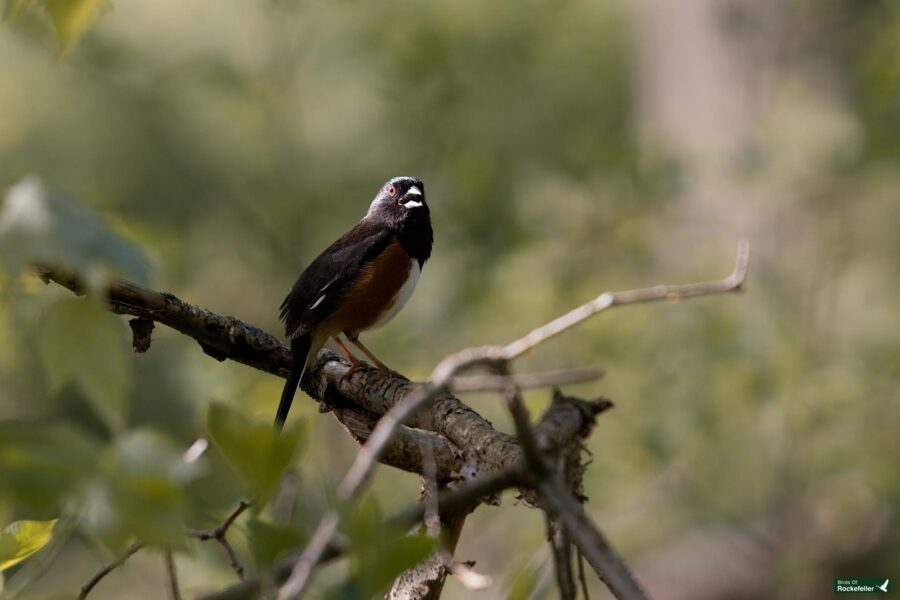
{"left": 387, "top": 185, "right": 397, "bottom": 196}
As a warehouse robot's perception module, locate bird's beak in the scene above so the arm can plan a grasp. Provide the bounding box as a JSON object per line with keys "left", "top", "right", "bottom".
{"left": 401, "top": 186, "right": 424, "bottom": 207}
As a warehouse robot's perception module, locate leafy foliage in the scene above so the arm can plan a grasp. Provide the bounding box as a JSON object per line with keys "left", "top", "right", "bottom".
{"left": 84, "top": 430, "right": 204, "bottom": 549}
{"left": 0, "top": 519, "right": 57, "bottom": 571}
{"left": 38, "top": 0, "right": 104, "bottom": 50}
{"left": 0, "top": 177, "right": 152, "bottom": 287}
{"left": 246, "top": 517, "right": 305, "bottom": 569}
{"left": 4, "top": 0, "right": 104, "bottom": 51}
{"left": 0, "top": 422, "right": 98, "bottom": 514}
{"left": 38, "top": 298, "right": 131, "bottom": 432}
{"left": 335, "top": 497, "right": 437, "bottom": 599}
{"left": 206, "top": 402, "right": 304, "bottom": 505}
{"left": 0, "top": 0, "right": 899, "bottom": 597}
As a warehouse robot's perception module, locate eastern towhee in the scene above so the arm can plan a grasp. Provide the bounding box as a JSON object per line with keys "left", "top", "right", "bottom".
{"left": 275, "top": 176, "right": 433, "bottom": 428}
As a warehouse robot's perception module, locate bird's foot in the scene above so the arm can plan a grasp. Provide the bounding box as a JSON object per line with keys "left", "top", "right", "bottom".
{"left": 340, "top": 360, "right": 368, "bottom": 384}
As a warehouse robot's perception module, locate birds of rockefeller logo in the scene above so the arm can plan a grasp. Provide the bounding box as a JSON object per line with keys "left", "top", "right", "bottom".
{"left": 834, "top": 578, "right": 890, "bottom": 594}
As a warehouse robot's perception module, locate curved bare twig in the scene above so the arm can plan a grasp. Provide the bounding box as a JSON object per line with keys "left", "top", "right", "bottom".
{"left": 279, "top": 242, "right": 749, "bottom": 599}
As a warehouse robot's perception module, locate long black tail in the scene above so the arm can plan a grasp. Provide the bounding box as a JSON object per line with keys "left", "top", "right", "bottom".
{"left": 275, "top": 334, "right": 312, "bottom": 430}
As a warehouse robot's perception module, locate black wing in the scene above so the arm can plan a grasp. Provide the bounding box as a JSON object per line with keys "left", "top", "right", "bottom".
{"left": 280, "top": 219, "right": 393, "bottom": 338}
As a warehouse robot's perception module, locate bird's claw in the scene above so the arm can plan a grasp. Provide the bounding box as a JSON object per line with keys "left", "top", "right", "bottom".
{"left": 339, "top": 360, "right": 367, "bottom": 384}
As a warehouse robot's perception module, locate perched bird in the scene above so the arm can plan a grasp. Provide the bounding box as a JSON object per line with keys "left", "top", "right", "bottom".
{"left": 275, "top": 176, "right": 433, "bottom": 428}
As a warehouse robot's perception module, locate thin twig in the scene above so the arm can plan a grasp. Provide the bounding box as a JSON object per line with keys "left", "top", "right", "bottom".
{"left": 277, "top": 512, "right": 340, "bottom": 599}
{"left": 269, "top": 469, "right": 526, "bottom": 600}
{"left": 77, "top": 542, "right": 145, "bottom": 600}
{"left": 200, "top": 396, "right": 611, "bottom": 600}
{"left": 536, "top": 474, "right": 648, "bottom": 600}
{"left": 577, "top": 550, "right": 591, "bottom": 600}
{"left": 188, "top": 501, "right": 252, "bottom": 540}
{"left": 187, "top": 500, "right": 252, "bottom": 581}
{"left": 498, "top": 239, "right": 750, "bottom": 361}
{"left": 193, "top": 541, "right": 346, "bottom": 600}
{"left": 501, "top": 368, "right": 648, "bottom": 600}
{"left": 44, "top": 244, "right": 748, "bottom": 600}
{"left": 345, "top": 242, "right": 747, "bottom": 500}
{"left": 498, "top": 366, "right": 546, "bottom": 476}
{"left": 165, "top": 548, "right": 183, "bottom": 600}
{"left": 449, "top": 365, "right": 603, "bottom": 393}
{"left": 387, "top": 467, "right": 525, "bottom": 528}
{"left": 277, "top": 242, "right": 749, "bottom": 599}
{"left": 218, "top": 538, "right": 244, "bottom": 581}
{"left": 547, "top": 515, "right": 577, "bottom": 600}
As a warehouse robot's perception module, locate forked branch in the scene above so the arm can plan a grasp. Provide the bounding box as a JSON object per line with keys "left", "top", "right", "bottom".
{"left": 278, "top": 241, "right": 749, "bottom": 599}
{"left": 47, "top": 240, "right": 749, "bottom": 600}
{"left": 187, "top": 501, "right": 252, "bottom": 581}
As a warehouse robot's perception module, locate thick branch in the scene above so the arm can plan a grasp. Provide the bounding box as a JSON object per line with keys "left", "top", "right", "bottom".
{"left": 36, "top": 267, "right": 464, "bottom": 479}
{"left": 35, "top": 267, "right": 294, "bottom": 377}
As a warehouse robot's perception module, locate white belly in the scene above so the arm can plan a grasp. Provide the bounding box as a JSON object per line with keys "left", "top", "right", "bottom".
{"left": 372, "top": 259, "right": 420, "bottom": 329}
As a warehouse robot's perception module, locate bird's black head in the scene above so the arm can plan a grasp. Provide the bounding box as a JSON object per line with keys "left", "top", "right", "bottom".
{"left": 366, "top": 176, "right": 432, "bottom": 264}
{"left": 366, "top": 176, "right": 429, "bottom": 224}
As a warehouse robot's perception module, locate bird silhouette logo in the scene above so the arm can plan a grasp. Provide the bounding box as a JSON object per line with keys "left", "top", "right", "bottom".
{"left": 877, "top": 579, "right": 889, "bottom": 593}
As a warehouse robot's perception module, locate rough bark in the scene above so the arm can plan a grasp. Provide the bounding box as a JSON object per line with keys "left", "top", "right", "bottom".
{"left": 39, "top": 267, "right": 615, "bottom": 600}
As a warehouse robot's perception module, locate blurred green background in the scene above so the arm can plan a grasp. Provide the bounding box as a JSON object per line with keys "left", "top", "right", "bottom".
{"left": 1, "top": 0, "right": 898, "bottom": 598}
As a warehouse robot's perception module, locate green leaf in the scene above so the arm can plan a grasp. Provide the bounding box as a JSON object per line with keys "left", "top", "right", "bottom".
{"left": 246, "top": 517, "right": 305, "bottom": 568}
{"left": 360, "top": 534, "right": 435, "bottom": 597}
{"left": 85, "top": 430, "right": 203, "bottom": 549}
{"left": 0, "top": 519, "right": 57, "bottom": 571}
{"left": 0, "top": 177, "right": 152, "bottom": 287}
{"left": 206, "top": 402, "right": 303, "bottom": 504}
{"left": 0, "top": 421, "right": 98, "bottom": 513}
{"left": 40, "top": 0, "right": 104, "bottom": 51}
{"left": 38, "top": 298, "right": 131, "bottom": 432}
{"left": 341, "top": 497, "right": 437, "bottom": 598}
{"left": 4, "top": 0, "right": 106, "bottom": 51}
{"left": 340, "top": 495, "right": 383, "bottom": 549}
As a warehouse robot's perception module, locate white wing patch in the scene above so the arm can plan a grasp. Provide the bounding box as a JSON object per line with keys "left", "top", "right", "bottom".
{"left": 372, "top": 259, "right": 421, "bottom": 329}
{"left": 308, "top": 274, "right": 339, "bottom": 310}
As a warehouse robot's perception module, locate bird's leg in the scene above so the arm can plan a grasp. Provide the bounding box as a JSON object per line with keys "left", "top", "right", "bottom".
{"left": 334, "top": 336, "right": 366, "bottom": 383}
{"left": 345, "top": 334, "right": 397, "bottom": 376}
